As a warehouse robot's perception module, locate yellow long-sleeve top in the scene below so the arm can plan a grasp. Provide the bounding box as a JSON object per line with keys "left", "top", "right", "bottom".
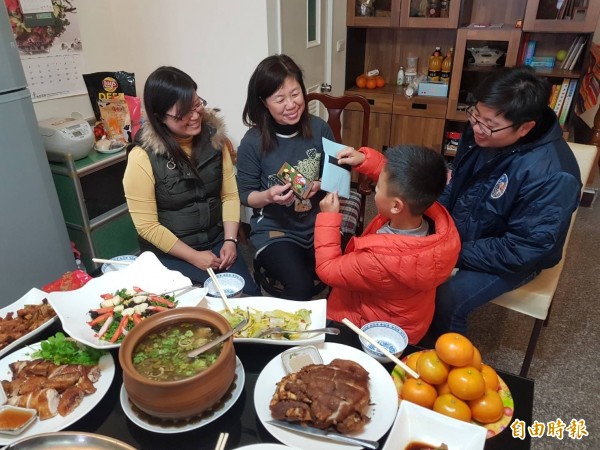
{"left": 123, "top": 136, "right": 240, "bottom": 253}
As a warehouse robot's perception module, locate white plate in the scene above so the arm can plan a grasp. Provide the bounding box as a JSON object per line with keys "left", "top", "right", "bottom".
{"left": 94, "top": 143, "right": 126, "bottom": 154}
{"left": 255, "top": 342, "right": 398, "bottom": 450}
{"left": 233, "top": 445, "right": 298, "bottom": 450}
{"left": 0, "top": 288, "right": 57, "bottom": 359}
{"left": 101, "top": 255, "right": 138, "bottom": 274}
{"left": 204, "top": 297, "right": 327, "bottom": 346}
{"left": 0, "top": 342, "right": 115, "bottom": 445}
{"left": 120, "top": 356, "right": 245, "bottom": 434}
{"left": 382, "top": 401, "right": 486, "bottom": 450}
{"left": 48, "top": 252, "right": 208, "bottom": 349}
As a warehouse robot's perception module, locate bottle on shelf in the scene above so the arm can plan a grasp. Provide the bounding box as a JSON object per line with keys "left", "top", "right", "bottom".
{"left": 397, "top": 66, "right": 405, "bottom": 86}
{"left": 440, "top": 0, "right": 449, "bottom": 18}
{"left": 427, "top": 0, "right": 440, "bottom": 17}
{"left": 428, "top": 47, "right": 443, "bottom": 82}
{"left": 441, "top": 48, "right": 453, "bottom": 84}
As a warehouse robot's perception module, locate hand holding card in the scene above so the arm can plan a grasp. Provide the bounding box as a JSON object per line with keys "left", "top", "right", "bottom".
{"left": 274, "top": 162, "right": 314, "bottom": 200}
{"left": 321, "top": 138, "right": 351, "bottom": 198}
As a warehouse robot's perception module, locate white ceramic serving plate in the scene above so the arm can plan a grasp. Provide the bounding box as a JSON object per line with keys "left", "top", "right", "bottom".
{"left": 382, "top": 401, "right": 487, "bottom": 450}
{"left": 48, "top": 252, "right": 207, "bottom": 349}
{"left": 255, "top": 342, "right": 399, "bottom": 450}
{"left": 233, "top": 445, "right": 298, "bottom": 450}
{"left": 101, "top": 255, "right": 138, "bottom": 274}
{"left": 0, "top": 343, "right": 115, "bottom": 446}
{"left": 0, "top": 288, "right": 57, "bottom": 359}
{"left": 120, "top": 356, "right": 245, "bottom": 434}
{"left": 204, "top": 297, "right": 327, "bottom": 346}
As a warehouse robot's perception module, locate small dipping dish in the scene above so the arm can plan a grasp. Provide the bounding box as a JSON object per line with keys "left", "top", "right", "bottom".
{"left": 0, "top": 405, "right": 38, "bottom": 435}
{"left": 281, "top": 345, "right": 323, "bottom": 373}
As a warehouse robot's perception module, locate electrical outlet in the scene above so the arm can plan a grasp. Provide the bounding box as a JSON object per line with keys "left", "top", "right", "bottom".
{"left": 336, "top": 39, "right": 346, "bottom": 52}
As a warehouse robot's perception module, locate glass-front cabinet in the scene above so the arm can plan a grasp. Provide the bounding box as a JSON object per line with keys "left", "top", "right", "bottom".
{"left": 346, "top": 0, "right": 401, "bottom": 27}
{"left": 523, "top": 0, "right": 600, "bottom": 32}
{"left": 400, "top": 0, "right": 461, "bottom": 28}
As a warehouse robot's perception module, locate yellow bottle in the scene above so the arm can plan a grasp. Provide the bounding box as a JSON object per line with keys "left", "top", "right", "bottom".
{"left": 441, "top": 48, "right": 453, "bottom": 84}
{"left": 428, "top": 47, "right": 443, "bottom": 82}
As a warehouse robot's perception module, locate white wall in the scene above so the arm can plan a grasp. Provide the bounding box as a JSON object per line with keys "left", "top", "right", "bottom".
{"left": 32, "top": 0, "right": 271, "bottom": 145}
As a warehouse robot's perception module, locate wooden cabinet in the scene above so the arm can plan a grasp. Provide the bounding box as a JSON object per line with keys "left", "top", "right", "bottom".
{"left": 344, "top": 0, "right": 600, "bottom": 151}
{"left": 447, "top": 27, "right": 523, "bottom": 121}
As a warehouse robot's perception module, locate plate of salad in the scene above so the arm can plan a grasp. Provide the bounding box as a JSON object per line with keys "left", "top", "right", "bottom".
{"left": 204, "top": 297, "right": 327, "bottom": 346}
{"left": 48, "top": 252, "right": 208, "bottom": 349}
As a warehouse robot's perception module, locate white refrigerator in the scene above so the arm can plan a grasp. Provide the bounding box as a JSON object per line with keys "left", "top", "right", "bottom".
{"left": 0, "top": 5, "right": 74, "bottom": 304}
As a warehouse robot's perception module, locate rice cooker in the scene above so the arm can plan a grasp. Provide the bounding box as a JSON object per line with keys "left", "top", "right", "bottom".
{"left": 38, "top": 117, "right": 94, "bottom": 162}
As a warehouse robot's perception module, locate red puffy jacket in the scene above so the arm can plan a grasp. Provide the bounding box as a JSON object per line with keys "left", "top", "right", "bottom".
{"left": 315, "top": 148, "right": 460, "bottom": 344}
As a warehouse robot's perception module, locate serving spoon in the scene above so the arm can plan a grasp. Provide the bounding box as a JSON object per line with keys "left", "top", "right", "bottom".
{"left": 187, "top": 313, "right": 249, "bottom": 359}
{"left": 256, "top": 326, "right": 340, "bottom": 339}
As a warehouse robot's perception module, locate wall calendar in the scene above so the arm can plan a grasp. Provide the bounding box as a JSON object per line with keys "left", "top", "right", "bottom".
{"left": 5, "top": 0, "right": 86, "bottom": 102}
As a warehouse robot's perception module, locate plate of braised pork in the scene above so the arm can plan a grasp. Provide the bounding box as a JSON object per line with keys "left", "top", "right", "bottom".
{"left": 0, "top": 288, "right": 57, "bottom": 359}
{"left": 0, "top": 342, "right": 114, "bottom": 445}
{"left": 48, "top": 252, "right": 208, "bottom": 349}
{"left": 254, "top": 342, "right": 399, "bottom": 450}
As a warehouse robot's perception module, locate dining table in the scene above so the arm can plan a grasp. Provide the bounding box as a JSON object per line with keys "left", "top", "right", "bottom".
{"left": 27, "top": 319, "right": 533, "bottom": 450}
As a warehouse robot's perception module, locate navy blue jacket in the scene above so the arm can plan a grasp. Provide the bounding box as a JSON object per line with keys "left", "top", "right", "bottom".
{"left": 439, "top": 107, "right": 581, "bottom": 275}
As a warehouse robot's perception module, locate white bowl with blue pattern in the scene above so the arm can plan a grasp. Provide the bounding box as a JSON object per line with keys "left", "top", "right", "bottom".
{"left": 359, "top": 321, "right": 408, "bottom": 363}
{"left": 203, "top": 272, "right": 245, "bottom": 298}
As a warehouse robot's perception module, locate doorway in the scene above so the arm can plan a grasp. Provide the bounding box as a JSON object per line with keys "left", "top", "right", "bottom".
{"left": 267, "top": 0, "right": 347, "bottom": 116}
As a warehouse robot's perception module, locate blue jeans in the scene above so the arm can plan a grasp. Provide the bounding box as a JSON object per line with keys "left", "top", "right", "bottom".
{"left": 430, "top": 268, "right": 539, "bottom": 337}
{"left": 155, "top": 241, "right": 262, "bottom": 296}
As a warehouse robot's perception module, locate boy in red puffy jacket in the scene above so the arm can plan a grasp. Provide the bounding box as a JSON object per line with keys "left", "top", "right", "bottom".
{"left": 315, "top": 145, "right": 460, "bottom": 344}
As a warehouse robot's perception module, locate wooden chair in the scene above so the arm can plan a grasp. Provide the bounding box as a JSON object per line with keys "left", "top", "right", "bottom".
{"left": 253, "top": 93, "right": 372, "bottom": 298}
{"left": 306, "top": 92, "right": 372, "bottom": 236}
{"left": 490, "top": 142, "right": 598, "bottom": 377}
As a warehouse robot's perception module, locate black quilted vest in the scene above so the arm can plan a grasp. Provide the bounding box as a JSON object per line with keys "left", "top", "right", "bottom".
{"left": 141, "top": 129, "right": 224, "bottom": 252}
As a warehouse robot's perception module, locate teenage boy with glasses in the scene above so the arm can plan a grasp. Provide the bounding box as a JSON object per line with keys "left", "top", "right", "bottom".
{"left": 427, "top": 66, "right": 582, "bottom": 341}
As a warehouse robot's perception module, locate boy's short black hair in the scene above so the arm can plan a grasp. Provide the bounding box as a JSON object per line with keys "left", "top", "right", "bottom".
{"left": 384, "top": 145, "right": 447, "bottom": 216}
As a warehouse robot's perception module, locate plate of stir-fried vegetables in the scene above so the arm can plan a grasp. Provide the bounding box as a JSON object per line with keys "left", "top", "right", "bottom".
{"left": 48, "top": 252, "right": 208, "bottom": 349}
{"left": 204, "top": 297, "right": 327, "bottom": 346}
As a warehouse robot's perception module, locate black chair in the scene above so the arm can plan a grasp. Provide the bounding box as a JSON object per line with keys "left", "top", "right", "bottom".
{"left": 253, "top": 93, "right": 372, "bottom": 298}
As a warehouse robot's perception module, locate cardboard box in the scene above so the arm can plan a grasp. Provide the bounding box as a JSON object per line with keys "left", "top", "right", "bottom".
{"left": 418, "top": 81, "right": 449, "bottom": 97}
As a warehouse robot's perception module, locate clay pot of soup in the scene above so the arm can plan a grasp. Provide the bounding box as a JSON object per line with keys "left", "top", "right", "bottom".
{"left": 119, "top": 307, "right": 236, "bottom": 419}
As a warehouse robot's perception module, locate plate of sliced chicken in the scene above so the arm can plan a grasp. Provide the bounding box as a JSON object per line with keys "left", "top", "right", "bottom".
{"left": 0, "top": 342, "right": 114, "bottom": 445}
{"left": 255, "top": 342, "right": 398, "bottom": 450}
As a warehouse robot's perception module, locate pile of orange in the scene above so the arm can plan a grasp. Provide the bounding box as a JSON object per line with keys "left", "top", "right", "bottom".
{"left": 392, "top": 333, "right": 505, "bottom": 425}
{"left": 356, "top": 74, "right": 385, "bottom": 89}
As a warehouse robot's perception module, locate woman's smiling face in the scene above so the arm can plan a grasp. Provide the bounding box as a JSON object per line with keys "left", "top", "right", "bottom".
{"left": 264, "top": 76, "right": 305, "bottom": 126}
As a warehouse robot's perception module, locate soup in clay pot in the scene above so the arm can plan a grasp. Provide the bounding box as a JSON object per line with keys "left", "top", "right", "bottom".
{"left": 119, "top": 307, "right": 236, "bottom": 420}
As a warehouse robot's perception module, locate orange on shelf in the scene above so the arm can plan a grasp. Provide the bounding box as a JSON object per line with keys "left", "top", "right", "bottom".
{"left": 375, "top": 75, "right": 385, "bottom": 87}
{"left": 366, "top": 77, "right": 377, "bottom": 89}
{"left": 356, "top": 74, "right": 367, "bottom": 88}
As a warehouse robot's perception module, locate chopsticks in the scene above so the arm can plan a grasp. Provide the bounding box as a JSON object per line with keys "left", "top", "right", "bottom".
{"left": 215, "top": 432, "right": 229, "bottom": 450}
{"left": 342, "top": 318, "right": 420, "bottom": 379}
{"left": 92, "top": 258, "right": 132, "bottom": 265}
{"left": 207, "top": 267, "right": 235, "bottom": 314}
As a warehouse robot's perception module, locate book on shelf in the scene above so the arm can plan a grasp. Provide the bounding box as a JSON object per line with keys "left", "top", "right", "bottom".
{"left": 558, "top": 79, "right": 578, "bottom": 126}
{"left": 568, "top": 36, "right": 587, "bottom": 71}
{"left": 519, "top": 34, "right": 530, "bottom": 65}
{"left": 549, "top": 84, "right": 561, "bottom": 109}
{"left": 524, "top": 40, "right": 537, "bottom": 66}
{"left": 561, "top": 35, "right": 587, "bottom": 70}
{"left": 553, "top": 78, "right": 571, "bottom": 117}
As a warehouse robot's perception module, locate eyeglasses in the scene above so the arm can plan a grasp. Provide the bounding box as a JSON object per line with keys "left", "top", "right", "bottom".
{"left": 466, "top": 106, "right": 514, "bottom": 137}
{"left": 164, "top": 96, "right": 207, "bottom": 121}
